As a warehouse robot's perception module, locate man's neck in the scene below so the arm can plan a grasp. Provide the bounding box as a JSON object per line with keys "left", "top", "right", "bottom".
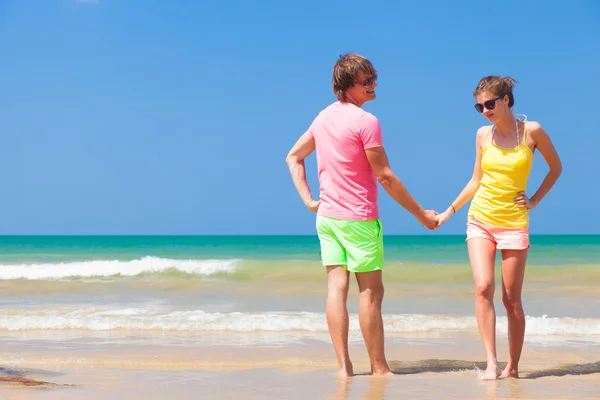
{"left": 344, "top": 95, "right": 363, "bottom": 108}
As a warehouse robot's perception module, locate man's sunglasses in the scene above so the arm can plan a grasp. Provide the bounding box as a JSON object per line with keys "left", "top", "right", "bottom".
{"left": 474, "top": 96, "right": 503, "bottom": 113}
{"left": 355, "top": 76, "right": 376, "bottom": 87}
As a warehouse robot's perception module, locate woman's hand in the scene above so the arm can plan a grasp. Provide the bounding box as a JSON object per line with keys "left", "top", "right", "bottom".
{"left": 437, "top": 209, "right": 453, "bottom": 227}
{"left": 514, "top": 191, "right": 537, "bottom": 210}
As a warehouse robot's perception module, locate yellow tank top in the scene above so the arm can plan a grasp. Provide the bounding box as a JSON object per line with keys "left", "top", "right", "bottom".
{"left": 468, "top": 121, "right": 534, "bottom": 228}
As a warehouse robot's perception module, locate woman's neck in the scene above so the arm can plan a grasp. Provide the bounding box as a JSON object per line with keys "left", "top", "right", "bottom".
{"left": 494, "top": 114, "right": 517, "bottom": 135}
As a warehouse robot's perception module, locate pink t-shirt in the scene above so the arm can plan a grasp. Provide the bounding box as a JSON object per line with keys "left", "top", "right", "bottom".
{"left": 306, "top": 101, "right": 383, "bottom": 220}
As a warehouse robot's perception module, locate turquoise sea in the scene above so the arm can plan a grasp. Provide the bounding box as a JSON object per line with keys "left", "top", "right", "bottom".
{"left": 2, "top": 234, "right": 599, "bottom": 264}
{"left": 0, "top": 234, "right": 598, "bottom": 348}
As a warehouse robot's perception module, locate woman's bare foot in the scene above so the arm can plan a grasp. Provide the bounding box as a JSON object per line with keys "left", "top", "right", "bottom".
{"left": 371, "top": 369, "right": 393, "bottom": 376}
{"left": 337, "top": 360, "right": 354, "bottom": 378}
{"left": 480, "top": 364, "right": 498, "bottom": 380}
{"left": 498, "top": 367, "right": 519, "bottom": 379}
{"left": 371, "top": 361, "right": 393, "bottom": 376}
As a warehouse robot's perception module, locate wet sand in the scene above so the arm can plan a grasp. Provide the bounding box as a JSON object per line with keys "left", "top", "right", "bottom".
{"left": 1, "top": 331, "right": 599, "bottom": 399}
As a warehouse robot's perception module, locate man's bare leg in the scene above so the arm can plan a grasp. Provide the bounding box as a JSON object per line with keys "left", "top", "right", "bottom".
{"left": 499, "top": 249, "right": 528, "bottom": 379}
{"left": 355, "top": 270, "right": 392, "bottom": 375}
{"left": 326, "top": 265, "right": 353, "bottom": 377}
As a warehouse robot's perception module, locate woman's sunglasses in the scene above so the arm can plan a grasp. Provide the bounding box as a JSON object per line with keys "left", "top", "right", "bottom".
{"left": 474, "top": 96, "right": 503, "bottom": 113}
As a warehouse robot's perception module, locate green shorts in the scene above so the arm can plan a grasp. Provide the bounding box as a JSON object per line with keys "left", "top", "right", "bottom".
{"left": 315, "top": 215, "right": 384, "bottom": 273}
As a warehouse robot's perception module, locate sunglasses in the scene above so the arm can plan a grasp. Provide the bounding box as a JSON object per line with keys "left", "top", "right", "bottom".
{"left": 474, "top": 96, "right": 503, "bottom": 113}
{"left": 355, "top": 76, "right": 377, "bottom": 87}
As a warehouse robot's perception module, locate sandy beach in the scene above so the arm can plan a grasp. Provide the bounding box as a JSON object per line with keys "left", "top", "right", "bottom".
{"left": 1, "top": 329, "right": 599, "bottom": 399}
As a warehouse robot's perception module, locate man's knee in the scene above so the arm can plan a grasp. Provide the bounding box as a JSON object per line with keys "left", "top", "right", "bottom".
{"left": 327, "top": 266, "right": 349, "bottom": 295}
{"left": 358, "top": 278, "right": 384, "bottom": 306}
{"left": 328, "top": 280, "right": 349, "bottom": 296}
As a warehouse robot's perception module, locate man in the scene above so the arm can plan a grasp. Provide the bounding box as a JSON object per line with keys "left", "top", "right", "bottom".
{"left": 285, "top": 53, "right": 438, "bottom": 377}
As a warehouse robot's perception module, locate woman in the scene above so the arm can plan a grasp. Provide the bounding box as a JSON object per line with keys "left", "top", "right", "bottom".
{"left": 437, "top": 76, "right": 562, "bottom": 380}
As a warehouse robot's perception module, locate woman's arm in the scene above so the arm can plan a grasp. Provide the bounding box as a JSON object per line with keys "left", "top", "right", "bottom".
{"left": 514, "top": 122, "right": 562, "bottom": 209}
{"left": 437, "top": 126, "right": 487, "bottom": 226}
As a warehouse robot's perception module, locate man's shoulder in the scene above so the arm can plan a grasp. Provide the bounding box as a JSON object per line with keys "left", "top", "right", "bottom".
{"left": 355, "top": 110, "right": 381, "bottom": 135}
{"left": 312, "top": 101, "right": 341, "bottom": 120}
{"left": 340, "top": 105, "right": 380, "bottom": 129}
{"left": 357, "top": 110, "right": 379, "bottom": 124}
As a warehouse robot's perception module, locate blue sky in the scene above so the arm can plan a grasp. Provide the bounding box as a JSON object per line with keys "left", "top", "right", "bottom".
{"left": 1, "top": 0, "right": 598, "bottom": 235}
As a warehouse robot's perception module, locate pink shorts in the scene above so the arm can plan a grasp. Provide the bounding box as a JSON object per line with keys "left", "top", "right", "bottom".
{"left": 466, "top": 218, "right": 530, "bottom": 250}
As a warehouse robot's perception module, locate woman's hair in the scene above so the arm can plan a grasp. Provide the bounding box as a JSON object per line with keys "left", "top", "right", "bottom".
{"left": 473, "top": 76, "right": 518, "bottom": 108}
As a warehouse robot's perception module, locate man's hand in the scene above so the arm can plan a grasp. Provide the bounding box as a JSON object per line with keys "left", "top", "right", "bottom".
{"left": 418, "top": 209, "right": 439, "bottom": 230}
{"left": 305, "top": 199, "right": 321, "bottom": 213}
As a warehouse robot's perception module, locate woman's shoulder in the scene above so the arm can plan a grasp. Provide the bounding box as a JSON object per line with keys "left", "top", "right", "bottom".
{"left": 524, "top": 120, "right": 543, "bottom": 131}
{"left": 475, "top": 125, "right": 492, "bottom": 144}
{"left": 475, "top": 125, "right": 492, "bottom": 150}
{"left": 476, "top": 125, "right": 492, "bottom": 135}
{"left": 524, "top": 120, "right": 547, "bottom": 140}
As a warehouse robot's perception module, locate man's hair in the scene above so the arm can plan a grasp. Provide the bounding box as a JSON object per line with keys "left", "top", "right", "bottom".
{"left": 332, "top": 53, "right": 377, "bottom": 102}
{"left": 473, "top": 76, "right": 518, "bottom": 108}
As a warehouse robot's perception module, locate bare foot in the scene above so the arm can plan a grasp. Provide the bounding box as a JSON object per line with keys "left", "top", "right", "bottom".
{"left": 371, "top": 362, "right": 393, "bottom": 376}
{"left": 479, "top": 365, "right": 498, "bottom": 380}
{"left": 498, "top": 367, "right": 519, "bottom": 379}
{"left": 337, "top": 360, "right": 354, "bottom": 378}
{"left": 371, "top": 369, "right": 393, "bottom": 376}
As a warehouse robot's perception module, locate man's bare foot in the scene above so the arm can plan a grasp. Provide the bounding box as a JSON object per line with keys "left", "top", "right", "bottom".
{"left": 479, "top": 365, "right": 498, "bottom": 380}
{"left": 337, "top": 360, "right": 354, "bottom": 378}
{"left": 498, "top": 367, "right": 519, "bottom": 379}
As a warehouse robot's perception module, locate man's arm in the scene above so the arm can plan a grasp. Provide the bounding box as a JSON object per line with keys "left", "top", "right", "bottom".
{"left": 286, "top": 133, "right": 320, "bottom": 212}
{"left": 365, "top": 146, "right": 437, "bottom": 228}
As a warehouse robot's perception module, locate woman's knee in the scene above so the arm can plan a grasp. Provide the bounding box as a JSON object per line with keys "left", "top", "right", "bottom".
{"left": 474, "top": 280, "right": 494, "bottom": 300}
{"left": 502, "top": 292, "right": 523, "bottom": 313}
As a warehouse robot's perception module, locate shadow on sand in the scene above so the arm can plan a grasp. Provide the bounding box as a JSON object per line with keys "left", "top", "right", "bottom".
{"left": 523, "top": 361, "right": 600, "bottom": 379}
{"left": 387, "top": 359, "right": 502, "bottom": 375}
{"left": 381, "top": 359, "right": 600, "bottom": 379}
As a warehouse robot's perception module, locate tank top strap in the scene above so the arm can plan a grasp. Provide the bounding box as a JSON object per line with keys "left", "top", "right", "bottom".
{"left": 487, "top": 125, "right": 495, "bottom": 145}
{"left": 515, "top": 113, "right": 528, "bottom": 145}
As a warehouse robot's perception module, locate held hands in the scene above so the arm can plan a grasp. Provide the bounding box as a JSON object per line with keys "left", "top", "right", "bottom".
{"left": 421, "top": 205, "right": 455, "bottom": 230}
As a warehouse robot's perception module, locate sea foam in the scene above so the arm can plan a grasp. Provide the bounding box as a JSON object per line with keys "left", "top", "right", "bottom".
{"left": 0, "top": 308, "right": 598, "bottom": 338}
{"left": 0, "top": 256, "right": 238, "bottom": 280}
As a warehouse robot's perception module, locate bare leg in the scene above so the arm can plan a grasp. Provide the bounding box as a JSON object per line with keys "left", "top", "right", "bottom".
{"left": 355, "top": 270, "right": 392, "bottom": 376}
{"left": 499, "top": 248, "right": 528, "bottom": 379}
{"left": 467, "top": 238, "right": 498, "bottom": 380}
{"left": 326, "top": 265, "right": 353, "bottom": 377}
